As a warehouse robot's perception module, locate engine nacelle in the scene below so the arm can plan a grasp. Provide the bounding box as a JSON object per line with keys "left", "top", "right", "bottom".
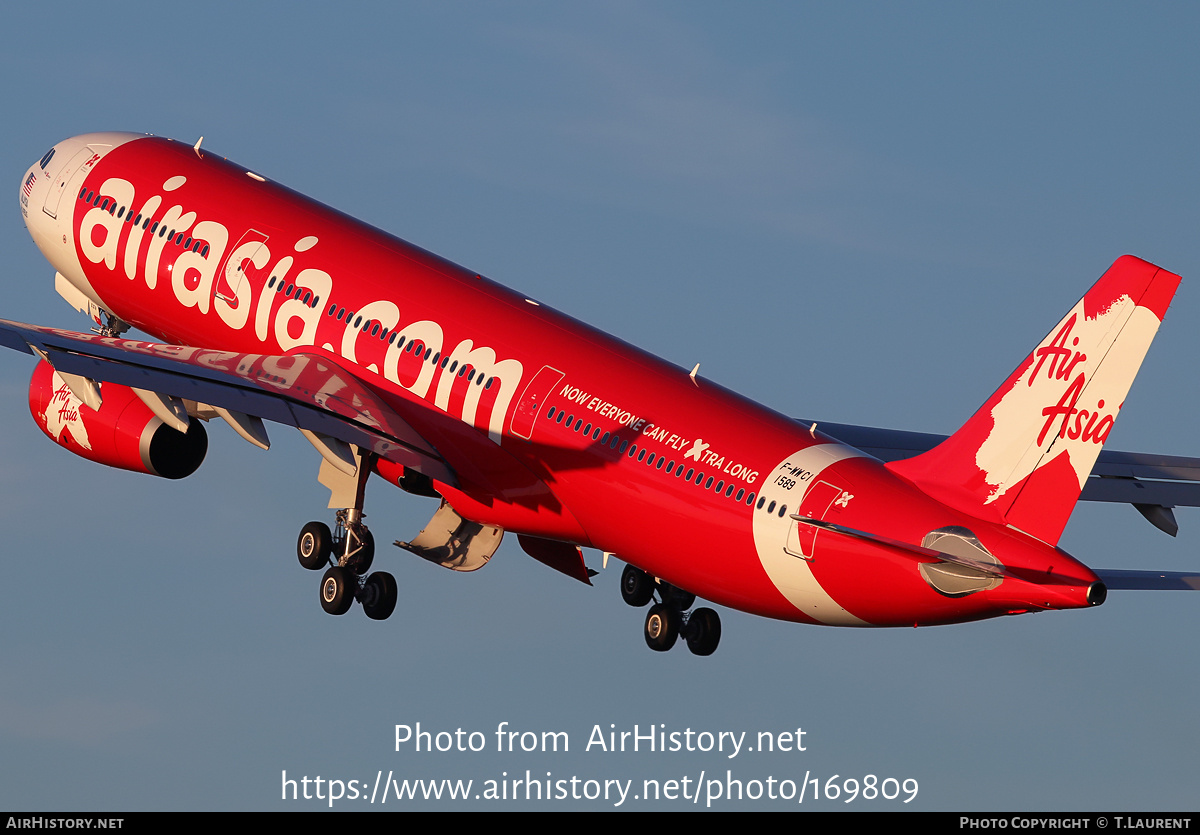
{"left": 28, "top": 360, "right": 207, "bottom": 478}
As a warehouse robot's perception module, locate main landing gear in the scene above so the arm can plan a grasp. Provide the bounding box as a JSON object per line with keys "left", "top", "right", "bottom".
{"left": 620, "top": 564, "right": 721, "bottom": 656}
{"left": 297, "top": 511, "right": 398, "bottom": 620}
{"left": 296, "top": 444, "right": 397, "bottom": 621}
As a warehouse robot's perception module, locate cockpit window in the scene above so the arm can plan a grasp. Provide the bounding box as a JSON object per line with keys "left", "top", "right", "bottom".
{"left": 39, "top": 149, "right": 55, "bottom": 170}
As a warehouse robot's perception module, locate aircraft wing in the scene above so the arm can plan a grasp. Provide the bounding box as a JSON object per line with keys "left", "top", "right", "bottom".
{"left": 0, "top": 319, "right": 456, "bottom": 486}
{"left": 805, "top": 420, "right": 1200, "bottom": 534}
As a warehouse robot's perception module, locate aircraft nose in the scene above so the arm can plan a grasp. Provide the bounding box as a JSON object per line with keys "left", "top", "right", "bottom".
{"left": 19, "top": 135, "right": 113, "bottom": 282}
{"left": 19, "top": 137, "right": 85, "bottom": 228}
{"left": 20, "top": 132, "right": 146, "bottom": 230}
{"left": 19, "top": 146, "right": 54, "bottom": 219}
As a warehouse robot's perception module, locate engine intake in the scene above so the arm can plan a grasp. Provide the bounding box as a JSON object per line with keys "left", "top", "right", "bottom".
{"left": 28, "top": 359, "right": 207, "bottom": 478}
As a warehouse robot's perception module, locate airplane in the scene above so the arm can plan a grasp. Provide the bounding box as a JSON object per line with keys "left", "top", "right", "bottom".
{"left": 10, "top": 131, "right": 1200, "bottom": 656}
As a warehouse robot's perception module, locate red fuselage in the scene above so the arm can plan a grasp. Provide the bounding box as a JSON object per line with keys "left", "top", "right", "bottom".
{"left": 21, "top": 133, "right": 1103, "bottom": 628}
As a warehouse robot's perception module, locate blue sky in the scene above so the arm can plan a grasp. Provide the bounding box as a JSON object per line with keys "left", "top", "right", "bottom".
{"left": 1, "top": 2, "right": 1198, "bottom": 810}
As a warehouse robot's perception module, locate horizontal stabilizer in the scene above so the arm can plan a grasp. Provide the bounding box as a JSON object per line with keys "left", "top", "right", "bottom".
{"left": 1093, "top": 570, "right": 1200, "bottom": 591}
{"left": 806, "top": 420, "right": 1200, "bottom": 522}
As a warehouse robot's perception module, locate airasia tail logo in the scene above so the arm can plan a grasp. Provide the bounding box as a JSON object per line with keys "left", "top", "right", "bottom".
{"left": 975, "top": 294, "right": 1143, "bottom": 506}
{"left": 1031, "top": 314, "right": 1115, "bottom": 447}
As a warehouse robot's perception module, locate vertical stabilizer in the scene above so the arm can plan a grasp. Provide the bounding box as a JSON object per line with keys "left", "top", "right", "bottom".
{"left": 888, "top": 255, "right": 1180, "bottom": 545}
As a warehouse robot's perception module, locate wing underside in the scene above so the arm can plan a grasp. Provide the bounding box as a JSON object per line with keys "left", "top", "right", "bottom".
{"left": 0, "top": 319, "right": 456, "bottom": 486}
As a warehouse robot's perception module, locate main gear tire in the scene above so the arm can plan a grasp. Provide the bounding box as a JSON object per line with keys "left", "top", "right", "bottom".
{"left": 685, "top": 607, "right": 721, "bottom": 656}
{"left": 362, "top": 572, "right": 398, "bottom": 621}
{"left": 320, "top": 566, "right": 356, "bottom": 615}
{"left": 298, "top": 521, "right": 333, "bottom": 570}
{"left": 644, "top": 603, "right": 679, "bottom": 652}
{"left": 621, "top": 564, "right": 655, "bottom": 607}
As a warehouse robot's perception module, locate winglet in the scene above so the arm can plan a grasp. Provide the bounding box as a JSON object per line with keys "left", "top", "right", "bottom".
{"left": 888, "top": 256, "right": 1181, "bottom": 545}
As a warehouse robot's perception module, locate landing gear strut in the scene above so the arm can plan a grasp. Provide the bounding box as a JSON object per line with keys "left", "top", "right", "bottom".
{"left": 621, "top": 564, "right": 722, "bottom": 656}
{"left": 297, "top": 444, "right": 397, "bottom": 620}
{"left": 331, "top": 508, "right": 375, "bottom": 575}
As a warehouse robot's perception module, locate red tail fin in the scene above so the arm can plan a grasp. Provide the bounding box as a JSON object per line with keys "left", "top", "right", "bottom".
{"left": 888, "top": 255, "right": 1180, "bottom": 545}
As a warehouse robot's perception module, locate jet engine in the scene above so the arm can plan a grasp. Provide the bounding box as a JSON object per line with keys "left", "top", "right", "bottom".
{"left": 28, "top": 359, "right": 207, "bottom": 478}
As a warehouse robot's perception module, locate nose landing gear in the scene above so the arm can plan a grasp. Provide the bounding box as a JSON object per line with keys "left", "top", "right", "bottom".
{"left": 620, "top": 564, "right": 721, "bottom": 656}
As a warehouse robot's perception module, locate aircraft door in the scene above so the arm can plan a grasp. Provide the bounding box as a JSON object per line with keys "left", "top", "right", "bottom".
{"left": 43, "top": 146, "right": 106, "bottom": 220}
{"left": 510, "top": 365, "right": 564, "bottom": 439}
{"left": 215, "top": 229, "right": 270, "bottom": 311}
{"left": 785, "top": 479, "right": 850, "bottom": 560}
